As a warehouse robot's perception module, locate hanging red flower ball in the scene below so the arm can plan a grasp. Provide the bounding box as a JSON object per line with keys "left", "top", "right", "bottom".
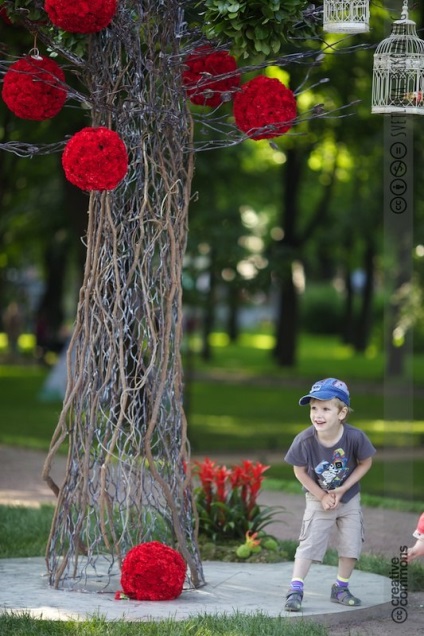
{"left": 62, "top": 127, "right": 128, "bottom": 191}
{"left": 0, "top": 7, "right": 12, "bottom": 24}
{"left": 116, "top": 542, "right": 187, "bottom": 601}
{"left": 45, "top": 0, "right": 117, "bottom": 34}
{"left": 1, "top": 55, "right": 67, "bottom": 121}
{"left": 182, "top": 48, "right": 240, "bottom": 108}
{"left": 233, "top": 75, "right": 297, "bottom": 140}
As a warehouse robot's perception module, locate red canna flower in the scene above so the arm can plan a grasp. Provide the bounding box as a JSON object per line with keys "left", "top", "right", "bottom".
{"left": 214, "top": 465, "right": 231, "bottom": 502}
{"left": 193, "top": 457, "right": 216, "bottom": 507}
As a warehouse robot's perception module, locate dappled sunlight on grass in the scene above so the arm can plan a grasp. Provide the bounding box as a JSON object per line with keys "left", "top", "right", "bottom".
{"left": 208, "top": 332, "right": 231, "bottom": 347}
{"left": 239, "top": 333, "right": 275, "bottom": 350}
{"left": 192, "top": 414, "right": 301, "bottom": 438}
{"left": 0, "top": 333, "right": 7, "bottom": 352}
{"left": 360, "top": 419, "right": 424, "bottom": 433}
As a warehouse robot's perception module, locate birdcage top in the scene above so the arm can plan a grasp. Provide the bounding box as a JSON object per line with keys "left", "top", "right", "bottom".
{"left": 375, "top": 0, "right": 424, "bottom": 56}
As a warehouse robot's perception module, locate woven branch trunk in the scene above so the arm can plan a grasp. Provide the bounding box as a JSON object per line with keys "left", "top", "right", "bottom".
{"left": 42, "top": 0, "right": 205, "bottom": 591}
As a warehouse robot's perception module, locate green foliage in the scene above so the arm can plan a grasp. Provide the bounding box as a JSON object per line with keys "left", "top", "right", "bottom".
{"left": 300, "top": 284, "right": 344, "bottom": 335}
{"left": 5, "top": 0, "right": 88, "bottom": 59}
{"left": 198, "top": 0, "right": 315, "bottom": 59}
{"left": 199, "top": 534, "right": 289, "bottom": 562}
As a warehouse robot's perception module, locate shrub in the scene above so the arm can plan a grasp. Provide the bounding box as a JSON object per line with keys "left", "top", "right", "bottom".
{"left": 192, "top": 458, "right": 283, "bottom": 542}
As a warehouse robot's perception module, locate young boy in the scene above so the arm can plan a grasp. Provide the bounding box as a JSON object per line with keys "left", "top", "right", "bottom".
{"left": 284, "top": 377, "right": 376, "bottom": 612}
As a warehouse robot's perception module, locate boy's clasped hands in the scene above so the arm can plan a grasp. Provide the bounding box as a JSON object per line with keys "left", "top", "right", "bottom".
{"left": 321, "top": 490, "right": 342, "bottom": 510}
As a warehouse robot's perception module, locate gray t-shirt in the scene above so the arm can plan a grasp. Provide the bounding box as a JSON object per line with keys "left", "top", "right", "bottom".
{"left": 284, "top": 423, "right": 376, "bottom": 503}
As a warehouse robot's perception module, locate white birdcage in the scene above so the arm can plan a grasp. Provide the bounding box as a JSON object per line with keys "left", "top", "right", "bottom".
{"left": 323, "top": 0, "right": 369, "bottom": 34}
{"left": 372, "top": 1, "right": 424, "bottom": 115}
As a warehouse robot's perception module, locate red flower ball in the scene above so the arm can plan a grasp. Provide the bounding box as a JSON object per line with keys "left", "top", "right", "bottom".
{"left": 1, "top": 55, "right": 67, "bottom": 121}
{"left": 233, "top": 75, "right": 297, "bottom": 140}
{"left": 118, "top": 542, "right": 187, "bottom": 601}
{"left": 0, "top": 7, "right": 12, "bottom": 24}
{"left": 183, "top": 48, "right": 240, "bottom": 108}
{"left": 45, "top": 0, "right": 117, "bottom": 34}
{"left": 62, "top": 127, "right": 128, "bottom": 191}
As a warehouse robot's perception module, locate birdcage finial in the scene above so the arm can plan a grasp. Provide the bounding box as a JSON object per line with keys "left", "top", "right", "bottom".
{"left": 400, "top": 0, "right": 409, "bottom": 21}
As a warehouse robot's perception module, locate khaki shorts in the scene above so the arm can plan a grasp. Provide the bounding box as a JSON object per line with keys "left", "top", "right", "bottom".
{"left": 294, "top": 492, "right": 364, "bottom": 562}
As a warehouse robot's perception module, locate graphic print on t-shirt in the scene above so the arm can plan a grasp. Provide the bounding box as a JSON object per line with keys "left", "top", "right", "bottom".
{"left": 314, "top": 448, "right": 349, "bottom": 490}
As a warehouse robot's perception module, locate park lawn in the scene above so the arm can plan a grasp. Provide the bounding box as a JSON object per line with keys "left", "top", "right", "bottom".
{"left": 191, "top": 331, "right": 424, "bottom": 383}
{"left": 1, "top": 370, "right": 423, "bottom": 453}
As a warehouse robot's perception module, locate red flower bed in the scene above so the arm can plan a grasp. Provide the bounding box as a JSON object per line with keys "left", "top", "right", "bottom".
{"left": 193, "top": 458, "right": 274, "bottom": 540}
{"left": 45, "top": 0, "right": 117, "bottom": 34}
{"left": 183, "top": 48, "right": 240, "bottom": 107}
{"left": 62, "top": 126, "right": 128, "bottom": 191}
{"left": 1, "top": 55, "right": 67, "bottom": 121}
{"left": 116, "top": 541, "right": 187, "bottom": 601}
{"left": 233, "top": 75, "right": 297, "bottom": 140}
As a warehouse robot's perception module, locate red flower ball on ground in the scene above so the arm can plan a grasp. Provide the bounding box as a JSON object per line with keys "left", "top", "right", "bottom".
{"left": 233, "top": 75, "right": 297, "bottom": 140}
{"left": 183, "top": 48, "right": 240, "bottom": 108}
{"left": 119, "top": 542, "right": 187, "bottom": 601}
{"left": 45, "top": 0, "right": 117, "bottom": 34}
{"left": 1, "top": 55, "right": 67, "bottom": 121}
{"left": 62, "top": 127, "right": 128, "bottom": 191}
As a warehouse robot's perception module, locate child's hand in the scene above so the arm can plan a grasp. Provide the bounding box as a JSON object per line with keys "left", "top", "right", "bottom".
{"left": 330, "top": 488, "right": 344, "bottom": 508}
{"left": 407, "top": 539, "right": 424, "bottom": 563}
{"left": 321, "top": 491, "right": 336, "bottom": 510}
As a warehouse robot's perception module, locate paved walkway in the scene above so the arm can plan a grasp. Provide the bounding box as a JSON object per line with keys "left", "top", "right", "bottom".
{"left": 0, "top": 558, "right": 391, "bottom": 624}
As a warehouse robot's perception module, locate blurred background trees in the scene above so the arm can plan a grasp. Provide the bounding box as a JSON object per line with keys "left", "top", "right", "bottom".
{"left": 0, "top": 4, "right": 423, "bottom": 375}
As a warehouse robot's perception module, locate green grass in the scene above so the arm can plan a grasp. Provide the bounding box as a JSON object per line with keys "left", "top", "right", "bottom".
{"left": 187, "top": 380, "right": 424, "bottom": 452}
{"left": 0, "top": 612, "right": 329, "bottom": 636}
{"left": 191, "top": 331, "right": 424, "bottom": 383}
{"left": 0, "top": 505, "right": 54, "bottom": 558}
{"left": 0, "top": 365, "right": 61, "bottom": 450}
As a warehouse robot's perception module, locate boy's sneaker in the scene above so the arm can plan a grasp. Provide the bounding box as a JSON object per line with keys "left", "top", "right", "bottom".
{"left": 284, "top": 590, "right": 303, "bottom": 611}
{"left": 330, "top": 584, "right": 361, "bottom": 606}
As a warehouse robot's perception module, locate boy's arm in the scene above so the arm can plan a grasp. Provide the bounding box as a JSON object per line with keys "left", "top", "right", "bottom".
{"left": 293, "top": 465, "right": 335, "bottom": 510}
{"left": 331, "top": 456, "right": 373, "bottom": 504}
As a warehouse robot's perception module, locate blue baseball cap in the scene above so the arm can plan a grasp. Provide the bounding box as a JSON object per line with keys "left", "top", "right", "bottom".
{"left": 299, "top": 378, "right": 350, "bottom": 407}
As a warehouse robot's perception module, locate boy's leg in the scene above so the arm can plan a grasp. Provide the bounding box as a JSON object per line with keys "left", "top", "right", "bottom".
{"left": 331, "top": 495, "right": 363, "bottom": 606}
{"left": 285, "top": 494, "right": 335, "bottom": 612}
{"left": 337, "top": 556, "right": 357, "bottom": 579}
{"left": 331, "top": 557, "right": 361, "bottom": 605}
{"left": 292, "top": 557, "right": 314, "bottom": 581}
{"left": 285, "top": 557, "right": 313, "bottom": 611}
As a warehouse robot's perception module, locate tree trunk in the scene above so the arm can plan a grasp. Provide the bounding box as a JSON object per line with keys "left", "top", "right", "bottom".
{"left": 35, "top": 232, "right": 69, "bottom": 356}
{"left": 201, "top": 252, "right": 217, "bottom": 361}
{"left": 273, "top": 147, "right": 302, "bottom": 367}
{"left": 42, "top": 1, "right": 204, "bottom": 591}
{"left": 274, "top": 264, "right": 298, "bottom": 366}
{"left": 354, "top": 240, "right": 375, "bottom": 352}
{"left": 227, "top": 283, "right": 239, "bottom": 342}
